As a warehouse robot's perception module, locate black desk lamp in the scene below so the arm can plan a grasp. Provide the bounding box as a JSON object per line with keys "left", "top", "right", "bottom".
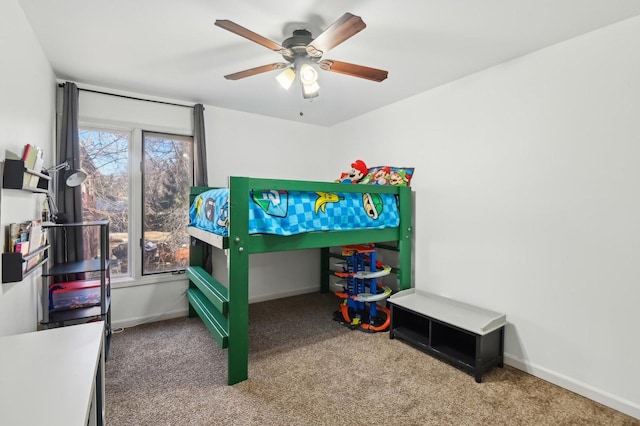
{"left": 45, "top": 161, "right": 87, "bottom": 223}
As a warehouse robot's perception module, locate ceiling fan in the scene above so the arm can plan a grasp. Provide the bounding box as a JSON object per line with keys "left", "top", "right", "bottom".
{"left": 214, "top": 13, "right": 388, "bottom": 99}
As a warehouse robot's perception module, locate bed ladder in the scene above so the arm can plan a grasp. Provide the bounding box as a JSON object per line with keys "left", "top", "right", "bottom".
{"left": 187, "top": 263, "right": 250, "bottom": 386}
{"left": 186, "top": 266, "right": 229, "bottom": 348}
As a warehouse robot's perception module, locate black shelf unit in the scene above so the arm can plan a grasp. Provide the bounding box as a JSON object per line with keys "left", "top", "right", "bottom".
{"left": 389, "top": 290, "right": 506, "bottom": 383}
{"left": 2, "top": 245, "right": 50, "bottom": 283}
{"left": 47, "top": 258, "right": 110, "bottom": 276}
{"left": 2, "top": 159, "right": 52, "bottom": 283}
{"left": 2, "top": 158, "right": 50, "bottom": 192}
{"left": 41, "top": 221, "right": 112, "bottom": 355}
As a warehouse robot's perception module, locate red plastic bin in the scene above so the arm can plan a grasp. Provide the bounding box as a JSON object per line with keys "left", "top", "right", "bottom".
{"left": 49, "top": 279, "right": 109, "bottom": 310}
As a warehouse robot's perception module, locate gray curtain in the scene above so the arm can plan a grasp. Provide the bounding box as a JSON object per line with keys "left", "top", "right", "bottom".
{"left": 193, "top": 103, "right": 212, "bottom": 271}
{"left": 54, "top": 82, "right": 85, "bottom": 266}
{"left": 193, "top": 104, "right": 208, "bottom": 186}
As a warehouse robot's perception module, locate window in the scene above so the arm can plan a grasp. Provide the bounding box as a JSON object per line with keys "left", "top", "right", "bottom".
{"left": 79, "top": 129, "right": 130, "bottom": 276}
{"left": 79, "top": 128, "right": 193, "bottom": 278}
{"left": 142, "top": 131, "right": 193, "bottom": 275}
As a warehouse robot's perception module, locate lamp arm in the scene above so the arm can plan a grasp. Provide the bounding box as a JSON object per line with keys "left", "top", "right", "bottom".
{"left": 46, "top": 192, "right": 59, "bottom": 217}
{"left": 47, "top": 161, "right": 70, "bottom": 173}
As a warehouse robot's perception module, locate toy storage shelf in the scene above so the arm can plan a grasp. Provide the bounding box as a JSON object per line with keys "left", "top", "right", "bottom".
{"left": 389, "top": 289, "right": 506, "bottom": 383}
{"left": 40, "top": 221, "right": 112, "bottom": 356}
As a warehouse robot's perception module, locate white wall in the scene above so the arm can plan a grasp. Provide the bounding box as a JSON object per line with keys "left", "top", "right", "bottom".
{"left": 205, "top": 106, "right": 333, "bottom": 185}
{"left": 205, "top": 106, "right": 333, "bottom": 302}
{"left": 0, "top": 0, "right": 56, "bottom": 336}
{"left": 333, "top": 15, "right": 640, "bottom": 419}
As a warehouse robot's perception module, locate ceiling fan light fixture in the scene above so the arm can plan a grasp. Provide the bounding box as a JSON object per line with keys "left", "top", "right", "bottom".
{"left": 299, "top": 63, "right": 318, "bottom": 85}
{"left": 302, "top": 81, "right": 320, "bottom": 98}
{"left": 276, "top": 67, "right": 296, "bottom": 90}
{"left": 297, "top": 61, "right": 319, "bottom": 98}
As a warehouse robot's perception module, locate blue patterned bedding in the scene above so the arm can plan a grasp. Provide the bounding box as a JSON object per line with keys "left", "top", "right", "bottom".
{"left": 189, "top": 188, "right": 400, "bottom": 236}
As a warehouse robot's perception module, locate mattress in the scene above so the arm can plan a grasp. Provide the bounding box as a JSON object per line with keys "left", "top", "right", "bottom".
{"left": 189, "top": 188, "right": 400, "bottom": 236}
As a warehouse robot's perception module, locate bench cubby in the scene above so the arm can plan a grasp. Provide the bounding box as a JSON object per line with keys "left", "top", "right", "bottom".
{"left": 389, "top": 289, "right": 506, "bottom": 383}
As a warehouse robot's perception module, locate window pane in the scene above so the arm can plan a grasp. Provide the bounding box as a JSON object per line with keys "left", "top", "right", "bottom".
{"left": 79, "top": 129, "right": 130, "bottom": 276}
{"left": 142, "top": 132, "right": 193, "bottom": 275}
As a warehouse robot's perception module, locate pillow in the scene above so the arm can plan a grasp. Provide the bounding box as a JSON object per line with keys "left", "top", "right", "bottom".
{"left": 362, "top": 166, "right": 414, "bottom": 186}
{"left": 389, "top": 167, "right": 414, "bottom": 186}
{"left": 361, "top": 166, "right": 390, "bottom": 185}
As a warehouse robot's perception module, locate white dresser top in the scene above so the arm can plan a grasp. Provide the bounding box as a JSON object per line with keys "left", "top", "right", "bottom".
{"left": 0, "top": 322, "right": 104, "bottom": 426}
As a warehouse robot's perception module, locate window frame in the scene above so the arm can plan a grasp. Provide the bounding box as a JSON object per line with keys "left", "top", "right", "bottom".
{"left": 78, "top": 120, "right": 193, "bottom": 288}
{"left": 140, "top": 130, "right": 194, "bottom": 276}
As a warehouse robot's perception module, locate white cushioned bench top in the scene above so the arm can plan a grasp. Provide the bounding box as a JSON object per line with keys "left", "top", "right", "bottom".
{"left": 389, "top": 289, "right": 506, "bottom": 335}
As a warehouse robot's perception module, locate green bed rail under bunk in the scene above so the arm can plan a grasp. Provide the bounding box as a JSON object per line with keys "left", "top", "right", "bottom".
{"left": 186, "top": 176, "right": 413, "bottom": 385}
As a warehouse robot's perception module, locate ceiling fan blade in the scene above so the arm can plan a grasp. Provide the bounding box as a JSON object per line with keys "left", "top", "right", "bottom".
{"left": 224, "top": 63, "right": 288, "bottom": 80}
{"left": 306, "top": 13, "right": 366, "bottom": 57}
{"left": 319, "top": 60, "right": 388, "bottom": 82}
{"left": 215, "top": 20, "right": 292, "bottom": 56}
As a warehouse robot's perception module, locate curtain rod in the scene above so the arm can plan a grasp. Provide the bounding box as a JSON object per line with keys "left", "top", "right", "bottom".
{"left": 58, "top": 83, "right": 195, "bottom": 109}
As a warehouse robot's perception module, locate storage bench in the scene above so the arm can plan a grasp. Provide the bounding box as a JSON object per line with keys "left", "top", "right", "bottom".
{"left": 389, "top": 289, "right": 506, "bottom": 383}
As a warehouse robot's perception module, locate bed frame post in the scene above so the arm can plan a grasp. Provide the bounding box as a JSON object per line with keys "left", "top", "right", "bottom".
{"left": 227, "top": 177, "right": 250, "bottom": 385}
{"left": 188, "top": 189, "right": 205, "bottom": 319}
{"left": 397, "top": 186, "right": 413, "bottom": 290}
{"left": 320, "top": 248, "right": 330, "bottom": 293}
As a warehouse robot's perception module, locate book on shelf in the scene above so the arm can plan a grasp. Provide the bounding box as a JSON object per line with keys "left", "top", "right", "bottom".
{"left": 14, "top": 241, "right": 30, "bottom": 255}
{"left": 29, "top": 148, "right": 45, "bottom": 187}
{"left": 21, "top": 144, "right": 44, "bottom": 188}
{"left": 5, "top": 220, "right": 46, "bottom": 254}
{"left": 26, "top": 252, "right": 44, "bottom": 271}
{"left": 22, "top": 144, "right": 36, "bottom": 167}
{"left": 27, "top": 221, "right": 45, "bottom": 254}
{"left": 6, "top": 221, "right": 31, "bottom": 253}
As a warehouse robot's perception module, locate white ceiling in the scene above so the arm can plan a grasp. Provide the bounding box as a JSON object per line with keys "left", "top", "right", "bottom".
{"left": 18, "top": 0, "right": 640, "bottom": 127}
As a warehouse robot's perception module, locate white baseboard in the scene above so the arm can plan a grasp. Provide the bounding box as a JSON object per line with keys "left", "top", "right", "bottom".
{"left": 111, "top": 287, "right": 320, "bottom": 330}
{"left": 111, "top": 309, "right": 188, "bottom": 330}
{"left": 504, "top": 353, "right": 640, "bottom": 420}
{"left": 248, "top": 286, "right": 320, "bottom": 304}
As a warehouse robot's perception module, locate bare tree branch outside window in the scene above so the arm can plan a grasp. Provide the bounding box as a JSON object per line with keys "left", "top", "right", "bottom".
{"left": 79, "top": 129, "right": 193, "bottom": 276}
{"left": 142, "top": 132, "right": 193, "bottom": 274}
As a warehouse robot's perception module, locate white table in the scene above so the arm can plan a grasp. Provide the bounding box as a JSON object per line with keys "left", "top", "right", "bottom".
{"left": 0, "top": 321, "right": 105, "bottom": 426}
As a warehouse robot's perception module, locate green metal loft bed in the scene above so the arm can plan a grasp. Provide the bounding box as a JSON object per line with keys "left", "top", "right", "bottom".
{"left": 186, "top": 176, "right": 413, "bottom": 385}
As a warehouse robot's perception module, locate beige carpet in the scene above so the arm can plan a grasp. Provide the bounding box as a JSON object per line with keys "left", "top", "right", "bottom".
{"left": 105, "top": 292, "right": 639, "bottom": 425}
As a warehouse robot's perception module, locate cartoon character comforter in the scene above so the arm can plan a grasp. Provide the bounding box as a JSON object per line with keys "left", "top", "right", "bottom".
{"left": 189, "top": 188, "right": 400, "bottom": 237}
